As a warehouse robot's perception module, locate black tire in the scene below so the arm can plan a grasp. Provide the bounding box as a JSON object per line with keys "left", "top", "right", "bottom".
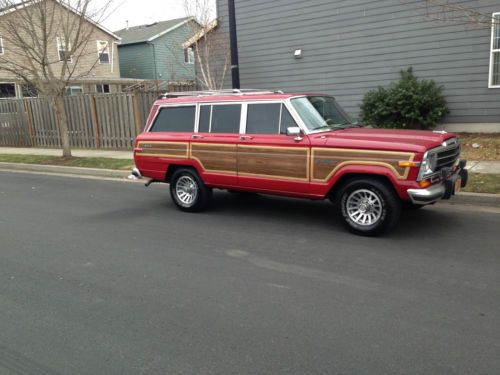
{"left": 336, "top": 177, "right": 401, "bottom": 236}
{"left": 169, "top": 168, "right": 212, "bottom": 212}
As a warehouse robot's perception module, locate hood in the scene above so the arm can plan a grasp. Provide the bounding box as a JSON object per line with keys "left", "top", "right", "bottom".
{"left": 313, "top": 128, "right": 457, "bottom": 154}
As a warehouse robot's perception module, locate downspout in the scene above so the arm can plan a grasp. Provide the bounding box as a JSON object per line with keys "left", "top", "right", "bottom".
{"left": 149, "top": 42, "right": 158, "bottom": 81}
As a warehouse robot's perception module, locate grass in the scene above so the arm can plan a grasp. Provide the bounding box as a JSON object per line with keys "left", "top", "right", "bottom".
{"left": 457, "top": 133, "right": 500, "bottom": 161}
{"left": 463, "top": 173, "right": 500, "bottom": 194}
{"left": 0, "top": 154, "right": 134, "bottom": 170}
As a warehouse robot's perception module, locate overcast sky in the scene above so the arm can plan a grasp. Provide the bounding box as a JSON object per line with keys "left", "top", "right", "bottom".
{"left": 99, "top": 0, "right": 216, "bottom": 32}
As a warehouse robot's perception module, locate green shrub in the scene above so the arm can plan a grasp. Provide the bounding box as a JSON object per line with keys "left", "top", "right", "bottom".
{"left": 359, "top": 68, "right": 448, "bottom": 129}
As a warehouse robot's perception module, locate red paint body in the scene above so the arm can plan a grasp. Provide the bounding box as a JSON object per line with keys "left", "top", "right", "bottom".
{"left": 134, "top": 93, "right": 457, "bottom": 202}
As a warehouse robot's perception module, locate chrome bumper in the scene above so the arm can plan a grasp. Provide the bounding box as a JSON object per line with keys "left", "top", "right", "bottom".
{"left": 407, "top": 160, "right": 468, "bottom": 205}
{"left": 407, "top": 184, "right": 446, "bottom": 205}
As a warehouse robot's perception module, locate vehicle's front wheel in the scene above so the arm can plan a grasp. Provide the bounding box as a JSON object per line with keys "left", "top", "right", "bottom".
{"left": 170, "top": 168, "right": 212, "bottom": 212}
{"left": 337, "top": 178, "right": 401, "bottom": 236}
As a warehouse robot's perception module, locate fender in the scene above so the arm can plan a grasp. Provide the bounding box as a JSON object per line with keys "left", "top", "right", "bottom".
{"left": 311, "top": 164, "right": 412, "bottom": 200}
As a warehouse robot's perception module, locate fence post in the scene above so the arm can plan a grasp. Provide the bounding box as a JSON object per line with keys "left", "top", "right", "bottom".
{"left": 132, "top": 93, "right": 143, "bottom": 136}
{"left": 90, "top": 95, "right": 101, "bottom": 148}
{"left": 23, "top": 100, "right": 35, "bottom": 147}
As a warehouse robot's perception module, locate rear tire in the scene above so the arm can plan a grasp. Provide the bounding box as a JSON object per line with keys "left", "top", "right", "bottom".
{"left": 169, "top": 168, "right": 212, "bottom": 212}
{"left": 336, "top": 178, "right": 401, "bottom": 236}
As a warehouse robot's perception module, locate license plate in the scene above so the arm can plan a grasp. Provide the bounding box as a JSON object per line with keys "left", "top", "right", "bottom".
{"left": 454, "top": 178, "right": 462, "bottom": 193}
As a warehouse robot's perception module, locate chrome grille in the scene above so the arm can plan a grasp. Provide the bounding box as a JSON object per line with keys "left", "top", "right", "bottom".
{"left": 435, "top": 142, "right": 461, "bottom": 171}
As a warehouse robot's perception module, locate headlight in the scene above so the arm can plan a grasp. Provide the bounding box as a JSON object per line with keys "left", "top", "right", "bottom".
{"left": 418, "top": 152, "right": 437, "bottom": 180}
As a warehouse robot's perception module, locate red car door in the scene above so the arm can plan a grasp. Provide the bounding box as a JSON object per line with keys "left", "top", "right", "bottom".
{"left": 237, "top": 102, "right": 311, "bottom": 195}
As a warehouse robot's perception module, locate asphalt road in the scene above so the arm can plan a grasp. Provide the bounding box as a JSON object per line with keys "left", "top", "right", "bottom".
{"left": 1, "top": 171, "right": 499, "bottom": 375}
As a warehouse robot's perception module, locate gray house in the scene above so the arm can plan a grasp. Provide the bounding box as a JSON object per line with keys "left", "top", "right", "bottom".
{"left": 214, "top": 0, "right": 500, "bottom": 132}
{"left": 115, "top": 17, "right": 198, "bottom": 84}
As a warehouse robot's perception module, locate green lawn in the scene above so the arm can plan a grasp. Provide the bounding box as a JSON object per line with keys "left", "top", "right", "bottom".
{"left": 463, "top": 173, "right": 500, "bottom": 194}
{"left": 0, "top": 154, "right": 134, "bottom": 170}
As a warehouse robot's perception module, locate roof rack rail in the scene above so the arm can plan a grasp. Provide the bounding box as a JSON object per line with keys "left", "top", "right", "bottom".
{"left": 159, "top": 89, "right": 284, "bottom": 99}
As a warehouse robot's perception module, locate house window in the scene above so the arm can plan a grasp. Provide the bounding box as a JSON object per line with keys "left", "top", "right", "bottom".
{"left": 22, "top": 84, "right": 38, "bottom": 98}
{"left": 0, "top": 37, "right": 4, "bottom": 55}
{"left": 97, "top": 41, "right": 110, "bottom": 64}
{"left": 0, "top": 83, "right": 16, "bottom": 98}
{"left": 490, "top": 13, "right": 500, "bottom": 88}
{"left": 96, "top": 84, "right": 110, "bottom": 93}
{"left": 184, "top": 47, "right": 194, "bottom": 64}
{"left": 57, "top": 37, "right": 72, "bottom": 62}
{"left": 65, "top": 85, "right": 83, "bottom": 96}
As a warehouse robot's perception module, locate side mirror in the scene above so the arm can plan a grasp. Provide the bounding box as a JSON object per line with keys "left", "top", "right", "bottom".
{"left": 286, "top": 127, "right": 301, "bottom": 136}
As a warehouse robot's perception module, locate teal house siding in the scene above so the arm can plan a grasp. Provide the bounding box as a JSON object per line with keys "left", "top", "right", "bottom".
{"left": 151, "top": 25, "right": 196, "bottom": 82}
{"left": 116, "top": 18, "right": 196, "bottom": 83}
{"left": 117, "top": 42, "right": 155, "bottom": 79}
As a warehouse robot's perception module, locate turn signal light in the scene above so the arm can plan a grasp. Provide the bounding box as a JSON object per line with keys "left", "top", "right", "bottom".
{"left": 398, "top": 161, "right": 421, "bottom": 167}
{"left": 419, "top": 179, "right": 431, "bottom": 188}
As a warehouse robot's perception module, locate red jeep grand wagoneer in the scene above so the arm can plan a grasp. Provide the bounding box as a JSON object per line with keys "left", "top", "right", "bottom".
{"left": 134, "top": 90, "right": 467, "bottom": 236}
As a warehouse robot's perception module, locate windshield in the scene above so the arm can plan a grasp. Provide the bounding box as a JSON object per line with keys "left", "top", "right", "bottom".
{"left": 290, "top": 96, "right": 354, "bottom": 132}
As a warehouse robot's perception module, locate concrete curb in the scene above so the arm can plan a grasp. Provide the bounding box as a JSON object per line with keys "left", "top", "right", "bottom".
{"left": 444, "top": 192, "right": 500, "bottom": 207}
{"left": 1, "top": 162, "right": 499, "bottom": 207}
{"left": 0, "top": 162, "right": 130, "bottom": 179}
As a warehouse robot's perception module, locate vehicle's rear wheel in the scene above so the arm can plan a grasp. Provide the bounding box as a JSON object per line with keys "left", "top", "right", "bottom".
{"left": 337, "top": 178, "right": 401, "bottom": 236}
{"left": 170, "top": 168, "right": 212, "bottom": 212}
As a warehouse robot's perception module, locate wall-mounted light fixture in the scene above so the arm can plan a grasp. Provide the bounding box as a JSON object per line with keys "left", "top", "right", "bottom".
{"left": 294, "top": 49, "right": 303, "bottom": 59}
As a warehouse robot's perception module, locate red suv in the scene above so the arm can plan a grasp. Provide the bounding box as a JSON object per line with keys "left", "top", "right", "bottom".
{"left": 134, "top": 90, "right": 467, "bottom": 236}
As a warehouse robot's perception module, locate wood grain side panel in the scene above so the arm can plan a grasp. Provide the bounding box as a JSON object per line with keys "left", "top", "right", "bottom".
{"left": 312, "top": 148, "right": 415, "bottom": 182}
{"left": 239, "top": 146, "right": 309, "bottom": 181}
{"left": 137, "top": 141, "right": 188, "bottom": 158}
{"left": 191, "top": 143, "right": 237, "bottom": 174}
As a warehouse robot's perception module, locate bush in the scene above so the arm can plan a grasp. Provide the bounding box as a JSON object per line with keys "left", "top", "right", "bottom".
{"left": 359, "top": 68, "right": 448, "bottom": 130}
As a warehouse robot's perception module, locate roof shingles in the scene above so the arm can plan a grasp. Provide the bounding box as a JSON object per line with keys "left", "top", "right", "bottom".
{"left": 115, "top": 17, "right": 190, "bottom": 45}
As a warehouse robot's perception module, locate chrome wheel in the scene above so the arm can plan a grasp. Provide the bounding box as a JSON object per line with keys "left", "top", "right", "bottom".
{"left": 175, "top": 175, "right": 198, "bottom": 206}
{"left": 346, "top": 189, "right": 383, "bottom": 226}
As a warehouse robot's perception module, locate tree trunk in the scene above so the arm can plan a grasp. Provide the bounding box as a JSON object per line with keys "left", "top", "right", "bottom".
{"left": 53, "top": 95, "right": 72, "bottom": 158}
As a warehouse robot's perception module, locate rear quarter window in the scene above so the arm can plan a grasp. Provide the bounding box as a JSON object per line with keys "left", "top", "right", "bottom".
{"left": 149, "top": 106, "right": 196, "bottom": 132}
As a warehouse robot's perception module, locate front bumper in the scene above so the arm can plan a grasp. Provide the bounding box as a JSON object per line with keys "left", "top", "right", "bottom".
{"left": 407, "top": 160, "right": 468, "bottom": 205}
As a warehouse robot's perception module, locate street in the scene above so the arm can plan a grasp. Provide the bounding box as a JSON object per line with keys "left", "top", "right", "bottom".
{"left": 0, "top": 171, "right": 499, "bottom": 375}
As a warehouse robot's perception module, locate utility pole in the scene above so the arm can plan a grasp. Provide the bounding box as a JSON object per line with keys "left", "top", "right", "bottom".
{"left": 227, "top": 0, "right": 240, "bottom": 89}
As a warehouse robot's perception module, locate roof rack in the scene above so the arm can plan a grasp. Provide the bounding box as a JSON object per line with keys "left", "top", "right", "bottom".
{"left": 159, "top": 89, "right": 284, "bottom": 99}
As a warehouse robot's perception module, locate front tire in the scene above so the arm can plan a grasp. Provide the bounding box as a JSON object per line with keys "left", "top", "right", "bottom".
{"left": 337, "top": 178, "right": 401, "bottom": 236}
{"left": 169, "top": 168, "right": 212, "bottom": 212}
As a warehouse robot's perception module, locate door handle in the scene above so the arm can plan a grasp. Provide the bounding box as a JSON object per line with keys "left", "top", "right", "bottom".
{"left": 192, "top": 134, "right": 204, "bottom": 139}
{"left": 240, "top": 135, "right": 253, "bottom": 141}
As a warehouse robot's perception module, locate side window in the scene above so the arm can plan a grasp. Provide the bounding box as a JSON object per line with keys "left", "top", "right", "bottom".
{"left": 246, "top": 103, "right": 281, "bottom": 134}
{"left": 210, "top": 104, "right": 241, "bottom": 134}
{"left": 149, "top": 106, "right": 195, "bottom": 132}
{"left": 280, "top": 105, "right": 298, "bottom": 134}
{"left": 198, "top": 105, "right": 211, "bottom": 133}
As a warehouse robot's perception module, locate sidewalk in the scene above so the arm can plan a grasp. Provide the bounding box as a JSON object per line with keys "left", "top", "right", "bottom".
{"left": 0, "top": 147, "right": 132, "bottom": 160}
{"left": 1, "top": 147, "right": 499, "bottom": 174}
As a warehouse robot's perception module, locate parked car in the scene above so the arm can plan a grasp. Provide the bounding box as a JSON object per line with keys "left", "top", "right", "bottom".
{"left": 133, "top": 90, "right": 467, "bottom": 236}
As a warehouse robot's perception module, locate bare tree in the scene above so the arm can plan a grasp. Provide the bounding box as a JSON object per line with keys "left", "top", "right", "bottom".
{"left": 0, "top": 0, "right": 117, "bottom": 157}
{"left": 183, "top": 0, "right": 230, "bottom": 90}
{"left": 409, "top": 0, "right": 500, "bottom": 29}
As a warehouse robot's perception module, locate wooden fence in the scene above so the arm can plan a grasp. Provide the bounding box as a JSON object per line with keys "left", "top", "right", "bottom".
{"left": 0, "top": 92, "right": 162, "bottom": 149}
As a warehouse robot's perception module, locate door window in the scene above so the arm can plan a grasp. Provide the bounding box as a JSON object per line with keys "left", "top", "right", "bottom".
{"left": 198, "top": 105, "right": 211, "bottom": 133}
{"left": 150, "top": 106, "right": 196, "bottom": 132}
{"left": 210, "top": 104, "right": 241, "bottom": 134}
{"left": 247, "top": 103, "right": 281, "bottom": 134}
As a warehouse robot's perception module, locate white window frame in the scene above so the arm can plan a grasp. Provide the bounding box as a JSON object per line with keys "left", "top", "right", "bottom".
{"left": 184, "top": 47, "right": 194, "bottom": 64}
{"left": 65, "top": 85, "right": 83, "bottom": 96}
{"left": 97, "top": 40, "right": 110, "bottom": 65}
{"left": 95, "top": 83, "right": 110, "bottom": 93}
{"left": 489, "top": 12, "right": 500, "bottom": 88}
{"left": 0, "top": 37, "right": 4, "bottom": 55}
{"left": 57, "top": 37, "right": 72, "bottom": 63}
